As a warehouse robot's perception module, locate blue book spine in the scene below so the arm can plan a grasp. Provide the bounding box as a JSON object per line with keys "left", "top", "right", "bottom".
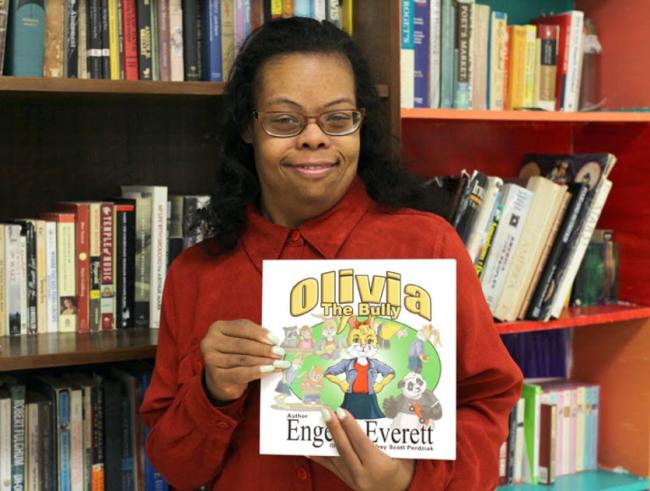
{"left": 413, "top": 0, "right": 430, "bottom": 108}
{"left": 4, "top": 0, "right": 45, "bottom": 76}
{"left": 294, "top": 0, "right": 312, "bottom": 17}
{"left": 59, "top": 390, "right": 71, "bottom": 491}
{"left": 439, "top": 0, "right": 455, "bottom": 108}
{"left": 202, "top": 0, "right": 222, "bottom": 81}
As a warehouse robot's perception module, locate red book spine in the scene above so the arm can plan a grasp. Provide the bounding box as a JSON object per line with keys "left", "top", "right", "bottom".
{"left": 100, "top": 203, "right": 115, "bottom": 330}
{"left": 56, "top": 203, "right": 90, "bottom": 333}
{"left": 122, "top": 0, "right": 139, "bottom": 80}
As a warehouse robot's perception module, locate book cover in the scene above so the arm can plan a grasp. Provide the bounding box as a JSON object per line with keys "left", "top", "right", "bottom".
{"left": 3, "top": 0, "right": 45, "bottom": 76}
{"left": 260, "top": 259, "right": 456, "bottom": 459}
{"left": 0, "top": 0, "right": 8, "bottom": 75}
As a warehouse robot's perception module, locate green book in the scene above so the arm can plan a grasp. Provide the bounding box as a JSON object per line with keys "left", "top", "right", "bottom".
{"left": 3, "top": 0, "right": 45, "bottom": 76}
{"left": 521, "top": 383, "right": 542, "bottom": 485}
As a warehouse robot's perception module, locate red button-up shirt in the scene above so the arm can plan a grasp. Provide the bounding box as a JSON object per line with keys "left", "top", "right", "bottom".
{"left": 141, "top": 179, "right": 523, "bottom": 490}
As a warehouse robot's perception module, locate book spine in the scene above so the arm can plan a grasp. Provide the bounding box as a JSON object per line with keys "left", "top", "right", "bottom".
{"left": 575, "top": 386, "right": 586, "bottom": 472}
{"left": 182, "top": 0, "right": 201, "bottom": 80}
{"left": 549, "top": 179, "right": 613, "bottom": 319}
{"left": 10, "top": 384, "right": 26, "bottom": 491}
{"left": 564, "top": 11, "right": 584, "bottom": 111}
{"left": 57, "top": 390, "right": 71, "bottom": 491}
{"left": 100, "top": 0, "right": 110, "bottom": 77}
{"left": 21, "top": 222, "right": 37, "bottom": 335}
{"left": 38, "top": 399, "right": 53, "bottom": 491}
{"left": 17, "top": 230, "right": 27, "bottom": 335}
{"left": 66, "top": 0, "right": 80, "bottom": 77}
{"left": 58, "top": 219, "right": 77, "bottom": 333}
{"left": 157, "top": 0, "right": 170, "bottom": 81}
{"left": 44, "top": 222, "right": 59, "bottom": 333}
{"left": 91, "top": 379, "right": 105, "bottom": 491}
{"left": 69, "top": 389, "right": 83, "bottom": 491}
{"left": 169, "top": 0, "right": 184, "bottom": 81}
{"left": 87, "top": 0, "right": 102, "bottom": 78}
{"left": 488, "top": 11, "right": 507, "bottom": 110}
{"left": 44, "top": 0, "right": 66, "bottom": 77}
{"left": 121, "top": 0, "right": 138, "bottom": 80}
{"left": 456, "top": 173, "right": 487, "bottom": 244}
{"left": 5, "top": 1, "right": 45, "bottom": 76}
{"left": 88, "top": 204, "right": 102, "bottom": 332}
{"left": 34, "top": 221, "right": 47, "bottom": 333}
{"left": 412, "top": 0, "right": 429, "bottom": 108}
{"left": 526, "top": 183, "right": 589, "bottom": 320}
{"left": 5, "top": 225, "right": 22, "bottom": 335}
{"left": 400, "top": 0, "right": 414, "bottom": 108}
{"left": 100, "top": 203, "right": 116, "bottom": 330}
{"left": 481, "top": 185, "right": 534, "bottom": 310}
{"left": 0, "top": 226, "right": 5, "bottom": 337}
{"left": 507, "top": 25, "right": 527, "bottom": 110}
{"left": 77, "top": 0, "right": 88, "bottom": 78}
{"left": 470, "top": 4, "right": 489, "bottom": 110}
{"left": 428, "top": 0, "right": 441, "bottom": 108}
{"left": 312, "top": 0, "right": 326, "bottom": 20}
{"left": 0, "top": 395, "right": 11, "bottom": 491}
{"left": 150, "top": 0, "right": 159, "bottom": 80}
{"left": 453, "top": 0, "right": 472, "bottom": 109}
{"left": 325, "top": 0, "right": 340, "bottom": 27}
{"left": 537, "top": 24, "right": 558, "bottom": 111}
{"left": 108, "top": 0, "right": 120, "bottom": 79}
{"left": 220, "top": 0, "right": 234, "bottom": 82}
{"left": 474, "top": 199, "right": 502, "bottom": 278}
{"left": 0, "top": 0, "right": 8, "bottom": 75}
{"left": 233, "top": 0, "right": 250, "bottom": 50}
{"left": 522, "top": 25, "right": 537, "bottom": 108}
{"left": 202, "top": 0, "right": 222, "bottom": 81}
{"left": 150, "top": 189, "right": 168, "bottom": 329}
{"left": 439, "top": 0, "right": 454, "bottom": 108}
{"left": 136, "top": 0, "right": 153, "bottom": 79}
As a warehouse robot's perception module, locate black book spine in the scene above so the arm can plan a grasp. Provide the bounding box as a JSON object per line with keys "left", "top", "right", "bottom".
{"left": 103, "top": 378, "right": 122, "bottom": 491}
{"left": 87, "top": 0, "right": 103, "bottom": 78}
{"left": 115, "top": 205, "right": 136, "bottom": 328}
{"left": 456, "top": 173, "right": 488, "bottom": 243}
{"left": 100, "top": 0, "right": 111, "bottom": 78}
{"left": 10, "top": 383, "right": 26, "bottom": 491}
{"left": 182, "top": 0, "right": 201, "bottom": 80}
{"left": 66, "top": 0, "right": 80, "bottom": 77}
{"left": 262, "top": 0, "right": 272, "bottom": 22}
{"left": 526, "top": 182, "right": 589, "bottom": 320}
{"left": 39, "top": 398, "right": 54, "bottom": 491}
{"left": 21, "top": 221, "right": 37, "bottom": 334}
{"left": 136, "top": 0, "right": 153, "bottom": 79}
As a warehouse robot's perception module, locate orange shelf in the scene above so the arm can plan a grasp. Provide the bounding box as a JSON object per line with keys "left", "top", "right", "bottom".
{"left": 497, "top": 304, "right": 650, "bottom": 335}
{"left": 401, "top": 108, "right": 650, "bottom": 123}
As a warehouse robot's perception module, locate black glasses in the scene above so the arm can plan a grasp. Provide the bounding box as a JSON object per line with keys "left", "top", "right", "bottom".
{"left": 253, "top": 109, "right": 365, "bottom": 137}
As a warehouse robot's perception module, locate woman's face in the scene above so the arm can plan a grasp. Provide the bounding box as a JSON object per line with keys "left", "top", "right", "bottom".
{"left": 244, "top": 53, "right": 360, "bottom": 228}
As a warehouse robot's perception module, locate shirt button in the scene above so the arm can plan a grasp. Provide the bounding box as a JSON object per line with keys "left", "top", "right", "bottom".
{"left": 289, "top": 230, "right": 302, "bottom": 242}
{"left": 296, "top": 467, "right": 309, "bottom": 480}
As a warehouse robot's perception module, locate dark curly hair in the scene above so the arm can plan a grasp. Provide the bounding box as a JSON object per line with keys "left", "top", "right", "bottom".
{"left": 202, "top": 17, "right": 442, "bottom": 251}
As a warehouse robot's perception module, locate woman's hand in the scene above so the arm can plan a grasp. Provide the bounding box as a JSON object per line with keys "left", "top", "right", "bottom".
{"left": 310, "top": 409, "right": 415, "bottom": 491}
{"left": 200, "top": 319, "right": 287, "bottom": 402}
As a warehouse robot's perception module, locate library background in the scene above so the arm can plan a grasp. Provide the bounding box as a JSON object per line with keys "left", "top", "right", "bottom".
{"left": 0, "top": 0, "right": 649, "bottom": 490}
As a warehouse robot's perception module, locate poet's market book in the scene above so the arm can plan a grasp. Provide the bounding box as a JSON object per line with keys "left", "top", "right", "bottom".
{"left": 260, "top": 259, "right": 457, "bottom": 460}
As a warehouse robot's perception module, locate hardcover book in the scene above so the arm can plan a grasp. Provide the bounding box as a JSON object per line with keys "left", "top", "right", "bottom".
{"left": 260, "top": 259, "right": 456, "bottom": 459}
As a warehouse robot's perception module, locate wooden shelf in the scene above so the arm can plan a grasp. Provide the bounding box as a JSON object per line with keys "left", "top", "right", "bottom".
{"left": 0, "top": 76, "right": 390, "bottom": 98}
{"left": 497, "top": 304, "right": 650, "bottom": 335}
{"left": 401, "top": 108, "right": 650, "bottom": 123}
{"left": 0, "top": 328, "right": 158, "bottom": 371}
{"left": 496, "top": 469, "right": 649, "bottom": 490}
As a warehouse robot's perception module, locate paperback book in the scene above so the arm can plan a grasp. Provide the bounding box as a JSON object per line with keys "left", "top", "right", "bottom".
{"left": 260, "top": 259, "right": 456, "bottom": 459}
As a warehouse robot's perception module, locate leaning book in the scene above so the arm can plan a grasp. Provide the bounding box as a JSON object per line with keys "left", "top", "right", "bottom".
{"left": 260, "top": 259, "right": 456, "bottom": 460}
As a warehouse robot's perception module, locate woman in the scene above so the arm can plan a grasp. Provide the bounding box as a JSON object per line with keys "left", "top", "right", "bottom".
{"left": 141, "top": 17, "right": 522, "bottom": 491}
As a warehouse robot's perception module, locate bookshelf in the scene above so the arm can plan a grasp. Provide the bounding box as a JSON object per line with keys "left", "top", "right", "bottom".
{"left": 388, "top": 0, "right": 650, "bottom": 483}
{"left": 0, "top": 0, "right": 649, "bottom": 487}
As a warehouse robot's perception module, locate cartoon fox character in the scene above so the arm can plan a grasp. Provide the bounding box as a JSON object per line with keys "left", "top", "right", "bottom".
{"left": 324, "top": 315, "right": 395, "bottom": 419}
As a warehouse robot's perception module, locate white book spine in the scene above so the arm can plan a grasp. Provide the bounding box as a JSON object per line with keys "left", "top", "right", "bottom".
{"left": 0, "top": 226, "right": 5, "bottom": 337}
{"left": 429, "top": 0, "right": 441, "bottom": 108}
{"left": 401, "top": 0, "right": 415, "bottom": 108}
{"left": 18, "top": 233, "right": 28, "bottom": 335}
{"left": 169, "top": 0, "right": 184, "bottom": 81}
{"left": 58, "top": 220, "right": 77, "bottom": 333}
{"left": 549, "top": 179, "right": 612, "bottom": 319}
{"left": 466, "top": 176, "right": 503, "bottom": 263}
{"left": 562, "top": 11, "right": 584, "bottom": 111}
{"left": 35, "top": 221, "right": 47, "bottom": 334}
{"left": 513, "top": 397, "right": 525, "bottom": 483}
{"left": 0, "top": 397, "right": 11, "bottom": 491}
{"left": 45, "top": 221, "right": 59, "bottom": 333}
{"left": 575, "top": 386, "right": 586, "bottom": 472}
{"left": 5, "top": 225, "right": 23, "bottom": 335}
{"left": 69, "top": 389, "right": 83, "bottom": 491}
{"left": 481, "top": 184, "right": 534, "bottom": 310}
{"left": 26, "top": 402, "right": 40, "bottom": 491}
{"left": 312, "top": 0, "right": 326, "bottom": 20}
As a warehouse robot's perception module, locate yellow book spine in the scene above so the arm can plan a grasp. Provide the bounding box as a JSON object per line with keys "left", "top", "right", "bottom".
{"left": 272, "top": 0, "right": 283, "bottom": 17}
{"left": 523, "top": 25, "right": 537, "bottom": 108}
{"left": 108, "top": 0, "right": 120, "bottom": 80}
{"left": 342, "top": 0, "right": 353, "bottom": 35}
{"left": 507, "top": 25, "right": 527, "bottom": 110}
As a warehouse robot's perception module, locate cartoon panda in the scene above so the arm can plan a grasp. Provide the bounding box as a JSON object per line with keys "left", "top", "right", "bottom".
{"left": 383, "top": 371, "right": 442, "bottom": 430}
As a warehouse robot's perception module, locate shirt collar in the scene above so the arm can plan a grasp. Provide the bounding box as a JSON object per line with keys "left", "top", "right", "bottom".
{"left": 241, "top": 177, "right": 371, "bottom": 272}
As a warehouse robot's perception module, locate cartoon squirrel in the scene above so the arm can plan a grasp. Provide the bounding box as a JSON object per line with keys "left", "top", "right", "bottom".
{"left": 324, "top": 315, "right": 395, "bottom": 419}
{"left": 383, "top": 371, "right": 442, "bottom": 430}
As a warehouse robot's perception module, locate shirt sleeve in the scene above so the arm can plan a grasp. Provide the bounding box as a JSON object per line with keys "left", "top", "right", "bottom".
{"left": 409, "top": 222, "right": 523, "bottom": 491}
{"left": 140, "top": 262, "right": 249, "bottom": 491}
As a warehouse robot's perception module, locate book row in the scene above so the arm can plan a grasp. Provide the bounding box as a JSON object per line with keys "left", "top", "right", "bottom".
{"left": 0, "top": 189, "right": 210, "bottom": 336}
{"left": 401, "top": 0, "right": 593, "bottom": 112}
{"left": 0, "top": 0, "right": 353, "bottom": 81}
{"left": 426, "top": 152, "right": 617, "bottom": 322}
{"left": 499, "top": 381, "right": 601, "bottom": 485}
{"left": 0, "top": 362, "right": 168, "bottom": 491}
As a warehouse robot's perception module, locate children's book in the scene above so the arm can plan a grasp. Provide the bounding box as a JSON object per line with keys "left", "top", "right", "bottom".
{"left": 260, "top": 259, "right": 456, "bottom": 460}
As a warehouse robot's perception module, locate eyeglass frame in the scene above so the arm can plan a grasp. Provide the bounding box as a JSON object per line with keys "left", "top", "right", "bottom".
{"left": 252, "top": 108, "right": 366, "bottom": 138}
